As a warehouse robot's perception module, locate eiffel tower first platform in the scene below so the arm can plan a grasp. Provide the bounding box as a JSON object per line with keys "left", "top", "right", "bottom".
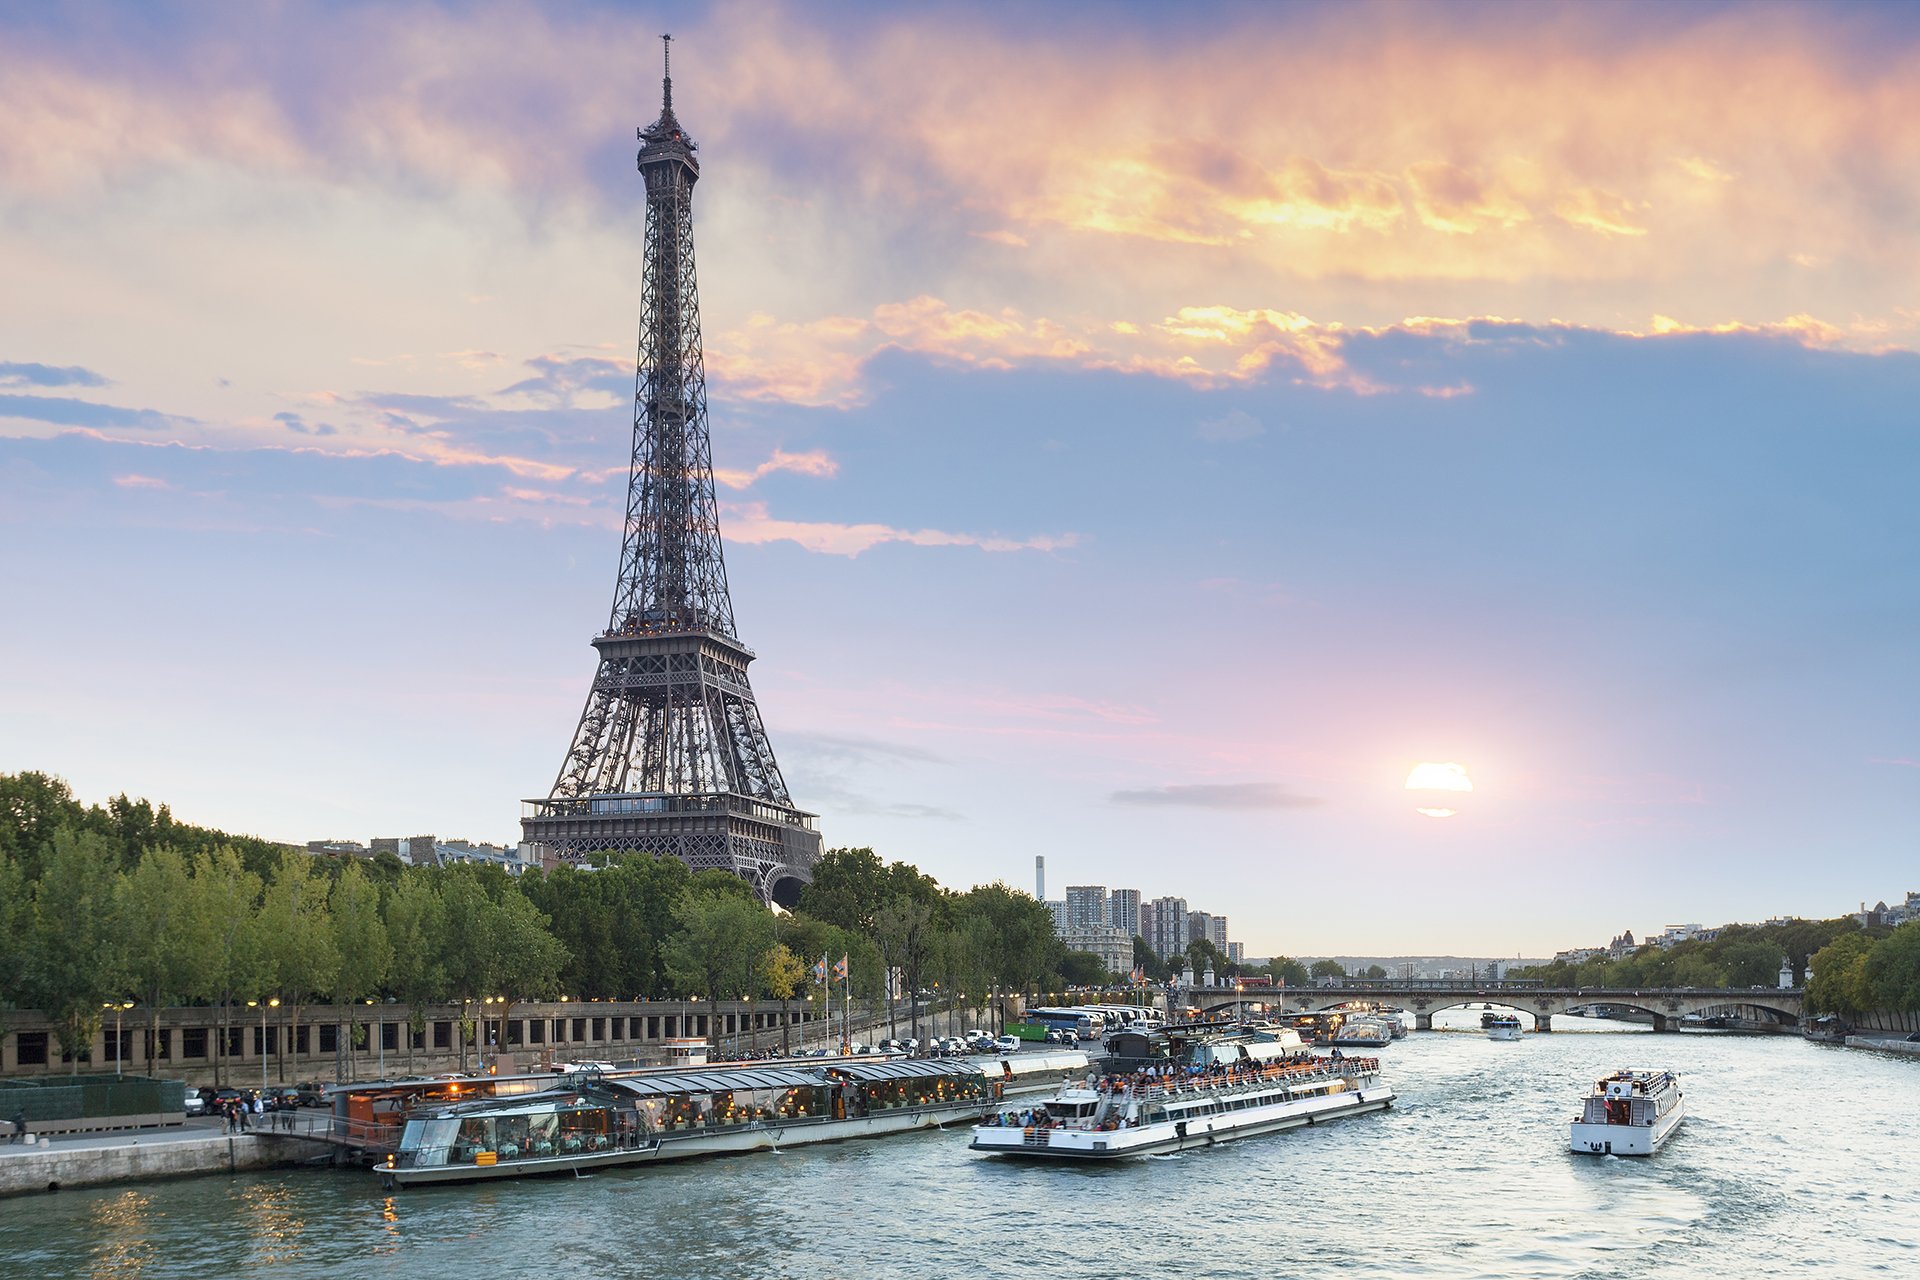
{"left": 521, "top": 39, "right": 821, "bottom": 905}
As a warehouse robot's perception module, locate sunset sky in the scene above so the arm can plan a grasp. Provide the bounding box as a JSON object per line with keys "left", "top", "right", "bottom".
{"left": 4, "top": 0, "right": 1918, "bottom": 956}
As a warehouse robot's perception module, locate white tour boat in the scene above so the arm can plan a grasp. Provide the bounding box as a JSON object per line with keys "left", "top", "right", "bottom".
{"left": 1486, "top": 1013, "right": 1524, "bottom": 1041}
{"left": 969, "top": 1027, "right": 1391, "bottom": 1160}
{"left": 379, "top": 1058, "right": 994, "bottom": 1188}
{"left": 1569, "top": 1068, "right": 1684, "bottom": 1156}
{"left": 1331, "top": 1015, "right": 1394, "bottom": 1048}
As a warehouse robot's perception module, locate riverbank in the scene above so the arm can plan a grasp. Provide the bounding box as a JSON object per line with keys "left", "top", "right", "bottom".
{"left": 0, "top": 1118, "right": 334, "bottom": 1198}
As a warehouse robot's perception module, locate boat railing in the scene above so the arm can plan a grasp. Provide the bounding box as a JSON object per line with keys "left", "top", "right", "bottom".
{"left": 1084, "top": 1057, "right": 1381, "bottom": 1104}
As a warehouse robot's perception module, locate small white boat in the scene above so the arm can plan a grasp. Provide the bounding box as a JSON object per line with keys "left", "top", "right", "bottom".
{"left": 1486, "top": 1014, "right": 1523, "bottom": 1041}
{"left": 1570, "top": 1069, "right": 1684, "bottom": 1156}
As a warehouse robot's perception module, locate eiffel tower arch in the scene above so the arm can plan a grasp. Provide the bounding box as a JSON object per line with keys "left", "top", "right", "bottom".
{"left": 521, "top": 38, "right": 822, "bottom": 906}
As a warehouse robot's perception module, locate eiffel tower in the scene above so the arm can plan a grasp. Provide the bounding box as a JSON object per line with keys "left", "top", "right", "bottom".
{"left": 521, "top": 37, "right": 821, "bottom": 905}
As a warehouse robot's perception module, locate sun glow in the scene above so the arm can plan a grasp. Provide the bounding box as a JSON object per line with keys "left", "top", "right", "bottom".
{"left": 1406, "top": 762, "right": 1474, "bottom": 792}
{"left": 1407, "top": 761, "right": 1473, "bottom": 819}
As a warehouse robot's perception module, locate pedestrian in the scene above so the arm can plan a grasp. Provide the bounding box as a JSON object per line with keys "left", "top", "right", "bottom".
{"left": 8, "top": 1108, "right": 25, "bottom": 1145}
{"left": 237, "top": 1099, "right": 251, "bottom": 1132}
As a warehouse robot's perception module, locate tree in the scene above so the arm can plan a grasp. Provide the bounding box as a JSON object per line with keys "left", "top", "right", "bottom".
{"left": 1131, "top": 936, "right": 1168, "bottom": 984}
{"left": 796, "top": 847, "right": 892, "bottom": 933}
{"left": 1059, "top": 950, "right": 1108, "bottom": 986}
{"left": 0, "top": 771, "right": 85, "bottom": 879}
{"left": 0, "top": 850, "right": 24, "bottom": 1039}
{"left": 758, "top": 943, "right": 809, "bottom": 1053}
{"left": 1807, "top": 933, "right": 1875, "bottom": 1018}
{"left": 663, "top": 888, "right": 773, "bottom": 1003}
{"left": 1264, "top": 956, "right": 1311, "bottom": 987}
{"left": 1187, "top": 937, "right": 1227, "bottom": 980}
{"left": 382, "top": 873, "right": 445, "bottom": 1072}
{"left": 116, "top": 846, "right": 209, "bottom": 1073}
{"left": 191, "top": 846, "right": 264, "bottom": 1087}
{"left": 438, "top": 871, "right": 496, "bottom": 1069}
{"left": 23, "top": 828, "right": 123, "bottom": 1072}
{"left": 1864, "top": 922, "right": 1920, "bottom": 1013}
{"left": 1361, "top": 964, "right": 1388, "bottom": 980}
{"left": 1309, "top": 959, "right": 1347, "bottom": 981}
{"left": 330, "top": 860, "right": 393, "bottom": 1081}
{"left": 256, "top": 850, "right": 339, "bottom": 1083}
{"left": 873, "top": 896, "right": 935, "bottom": 1039}
{"left": 489, "top": 888, "right": 569, "bottom": 1064}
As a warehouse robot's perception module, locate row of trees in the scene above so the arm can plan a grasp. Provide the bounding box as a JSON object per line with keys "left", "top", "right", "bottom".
{"left": 0, "top": 773, "right": 1137, "bottom": 1076}
{"left": 1512, "top": 917, "right": 1870, "bottom": 991}
{"left": 1805, "top": 922, "right": 1920, "bottom": 1019}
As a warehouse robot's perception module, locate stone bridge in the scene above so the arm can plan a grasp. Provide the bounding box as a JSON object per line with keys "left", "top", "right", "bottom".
{"left": 1192, "top": 980, "right": 1804, "bottom": 1032}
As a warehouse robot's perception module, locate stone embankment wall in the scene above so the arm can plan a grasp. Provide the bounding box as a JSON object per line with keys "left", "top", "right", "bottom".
{"left": 0, "top": 1133, "right": 334, "bottom": 1199}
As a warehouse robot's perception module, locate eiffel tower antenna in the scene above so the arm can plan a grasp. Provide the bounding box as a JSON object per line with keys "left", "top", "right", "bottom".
{"left": 523, "top": 45, "right": 822, "bottom": 905}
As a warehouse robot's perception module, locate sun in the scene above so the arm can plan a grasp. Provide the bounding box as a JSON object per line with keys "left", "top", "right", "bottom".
{"left": 1406, "top": 761, "right": 1473, "bottom": 818}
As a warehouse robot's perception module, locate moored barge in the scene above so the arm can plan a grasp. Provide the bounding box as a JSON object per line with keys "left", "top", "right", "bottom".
{"left": 379, "top": 1058, "right": 992, "bottom": 1188}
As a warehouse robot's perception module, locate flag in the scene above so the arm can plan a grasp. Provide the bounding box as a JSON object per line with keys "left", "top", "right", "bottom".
{"left": 812, "top": 955, "right": 828, "bottom": 985}
{"left": 833, "top": 953, "right": 849, "bottom": 981}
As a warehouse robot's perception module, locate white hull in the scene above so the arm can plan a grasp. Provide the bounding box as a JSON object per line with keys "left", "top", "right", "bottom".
{"left": 1487, "top": 1026, "right": 1523, "bottom": 1041}
{"left": 971, "top": 1081, "right": 1392, "bottom": 1161}
{"left": 1570, "top": 1099, "right": 1683, "bottom": 1155}
{"left": 1570, "top": 1069, "right": 1685, "bottom": 1156}
{"left": 382, "top": 1104, "right": 979, "bottom": 1188}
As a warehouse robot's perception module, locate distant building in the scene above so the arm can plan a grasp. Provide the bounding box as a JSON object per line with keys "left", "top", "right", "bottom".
{"left": 1143, "top": 896, "right": 1188, "bottom": 960}
{"left": 306, "top": 839, "right": 369, "bottom": 859}
{"left": 1058, "top": 925, "right": 1132, "bottom": 978}
{"left": 1187, "top": 911, "right": 1229, "bottom": 953}
{"left": 1066, "top": 885, "right": 1110, "bottom": 932}
{"left": 1227, "top": 942, "right": 1245, "bottom": 965}
{"left": 1045, "top": 900, "right": 1069, "bottom": 933}
{"left": 1108, "top": 888, "right": 1141, "bottom": 937}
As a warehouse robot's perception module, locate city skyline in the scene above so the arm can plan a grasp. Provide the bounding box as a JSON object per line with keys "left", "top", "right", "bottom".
{"left": 3, "top": 1, "right": 1918, "bottom": 955}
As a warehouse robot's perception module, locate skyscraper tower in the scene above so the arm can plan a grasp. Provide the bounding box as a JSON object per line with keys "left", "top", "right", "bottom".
{"left": 521, "top": 38, "right": 822, "bottom": 905}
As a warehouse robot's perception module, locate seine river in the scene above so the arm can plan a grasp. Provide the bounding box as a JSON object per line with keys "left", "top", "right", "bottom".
{"left": 7, "top": 1012, "right": 1918, "bottom": 1279}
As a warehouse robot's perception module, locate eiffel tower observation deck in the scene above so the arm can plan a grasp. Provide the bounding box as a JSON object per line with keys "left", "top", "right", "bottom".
{"left": 522, "top": 38, "right": 821, "bottom": 905}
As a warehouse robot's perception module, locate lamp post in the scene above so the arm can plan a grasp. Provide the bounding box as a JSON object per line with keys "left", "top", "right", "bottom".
{"left": 244, "top": 998, "right": 279, "bottom": 1094}
{"left": 104, "top": 1000, "right": 134, "bottom": 1077}
{"left": 363, "top": 998, "right": 379, "bottom": 1081}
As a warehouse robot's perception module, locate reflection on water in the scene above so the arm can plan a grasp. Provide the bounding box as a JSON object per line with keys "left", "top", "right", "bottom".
{"left": 238, "top": 1181, "right": 303, "bottom": 1268}
{"left": 87, "top": 1189, "right": 154, "bottom": 1280}
{"left": 4, "top": 1025, "right": 1918, "bottom": 1280}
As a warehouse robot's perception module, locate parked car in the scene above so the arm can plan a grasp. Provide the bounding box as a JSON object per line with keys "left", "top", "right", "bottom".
{"left": 295, "top": 1082, "right": 329, "bottom": 1107}
{"left": 183, "top": 1092, "right": 207, "bottom": 1116}
{"left": 993, "top": 1035, "right": 1021, "bottom": 1053}
{"left": 264, "top": 1087, "right": 302, "bottom": 1112}
{"left": 1044, "top": 1028, "right": 1074, "bottom": 1045}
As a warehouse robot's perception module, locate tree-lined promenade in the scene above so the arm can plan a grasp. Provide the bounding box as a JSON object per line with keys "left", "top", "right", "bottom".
{"left": 0, "top": 772, "right": 1167, "bottom": 1080}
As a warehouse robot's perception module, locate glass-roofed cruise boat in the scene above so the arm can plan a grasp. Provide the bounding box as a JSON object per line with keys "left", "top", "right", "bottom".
{"left": 379, "top": 1058, "right": 993, "bottom": 1189}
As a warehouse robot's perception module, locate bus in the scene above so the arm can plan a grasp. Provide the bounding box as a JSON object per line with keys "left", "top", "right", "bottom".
{"left": 1014, "top": 1008, "right": 1107, "bottom": 1042}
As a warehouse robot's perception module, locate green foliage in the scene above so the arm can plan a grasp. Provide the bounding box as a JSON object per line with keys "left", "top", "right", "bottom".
{"left": 23, "top": 828, "right": 123, "bottom": 1069}
{"left": 1058, "top": 950, "right": 1108, "bottom": 985}
{"left": 1862, "top": 921, "right": 1920, "bottom": 1012}
{"left": 1309, "top": 959, "right": 1348, "bottom": 980}
{"left": 663, "top": 886, "right": 774, "bottom": 1001}
{"left": 797, "top": 847, "right": 892, "bottom": 932}
{"left": 1807, "top": 932, "right": 1875, "bottom": 1016}
{"left": 1361, "top": 964, "right": 1388, "bottom": 980}
{"left": 1265, "top": 956, "right": 1311, "bottom": 987}
{"left": 1132, "top": 936, "right": 1169, "bottom": 983}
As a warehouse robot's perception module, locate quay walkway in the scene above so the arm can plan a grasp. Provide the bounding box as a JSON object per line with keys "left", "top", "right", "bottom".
{"left": 0, "top": 1114, "right": 336, "bottom": 1199}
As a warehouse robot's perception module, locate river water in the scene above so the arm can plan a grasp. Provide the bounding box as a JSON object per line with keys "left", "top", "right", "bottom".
{"left": 7, "top": 1012, "right": 1918, "bottom": 1279}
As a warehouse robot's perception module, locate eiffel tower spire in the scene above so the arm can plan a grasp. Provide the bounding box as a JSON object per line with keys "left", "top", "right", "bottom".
{"left": 522, "top": 42, "right": 822, "bottom": 905}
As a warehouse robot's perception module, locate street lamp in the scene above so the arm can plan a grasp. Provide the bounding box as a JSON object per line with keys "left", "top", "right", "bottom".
{"left": 103, "top": 999, "right": 134, "bottom": 1077}
{"left": 364, "top": 998, "right": 382, "bottom": 1080}
{"left": 245, "top": 998, "right": 279, "bottom": 1093}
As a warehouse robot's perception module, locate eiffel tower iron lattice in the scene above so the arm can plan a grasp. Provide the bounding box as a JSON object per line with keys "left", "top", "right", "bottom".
{"left": 521, "top": 37, "right": 821, "bottom": 905}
